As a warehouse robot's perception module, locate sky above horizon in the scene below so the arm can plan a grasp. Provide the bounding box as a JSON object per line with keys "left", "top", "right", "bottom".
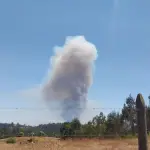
{"left": 0, "top": 0, "right": 150, "bottom": 125}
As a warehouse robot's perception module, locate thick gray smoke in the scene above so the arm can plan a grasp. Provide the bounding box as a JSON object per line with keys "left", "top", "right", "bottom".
{"left": 42, "top": 36, "right": 98, "bottom": 121}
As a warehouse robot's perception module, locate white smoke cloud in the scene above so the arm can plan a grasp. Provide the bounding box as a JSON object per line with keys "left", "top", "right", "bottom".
{"left": 42, "top": 36, "right": 98, "bottom": 121}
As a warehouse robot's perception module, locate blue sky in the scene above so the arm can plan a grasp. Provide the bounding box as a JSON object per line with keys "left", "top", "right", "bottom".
{"left": 0, "top": 0, "right": 150, "bottom": 125}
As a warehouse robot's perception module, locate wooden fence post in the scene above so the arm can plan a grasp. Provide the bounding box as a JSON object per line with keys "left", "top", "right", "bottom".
{"left": 136, "top": 93, "right": 148, "bottom": 150}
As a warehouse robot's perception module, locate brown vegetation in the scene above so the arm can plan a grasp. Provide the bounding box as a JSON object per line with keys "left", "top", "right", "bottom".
{"left": 0, "top": 136, "right": 145, "bottom": 150}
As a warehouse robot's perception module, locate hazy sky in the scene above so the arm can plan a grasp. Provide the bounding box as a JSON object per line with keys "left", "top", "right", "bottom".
{"left": 0, "top": 0, "right": 150, "bottom": 125}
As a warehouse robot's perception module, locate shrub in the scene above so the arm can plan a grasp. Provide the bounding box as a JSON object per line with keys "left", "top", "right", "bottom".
{"left": 39, "top": 131, "right": 47, "bottom": 137}
{"left": 17, "top": 132, "right": 24, "bottom": 137}
{"left": 6, "top": 137, "right": 16, "bottom": 144}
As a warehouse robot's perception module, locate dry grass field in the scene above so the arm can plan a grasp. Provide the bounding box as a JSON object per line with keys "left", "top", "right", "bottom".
{"left": 0, "top": 136, "right": 150, "bottom": 150}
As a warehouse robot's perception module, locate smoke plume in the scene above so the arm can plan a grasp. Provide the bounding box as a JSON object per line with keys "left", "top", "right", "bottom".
{"left": 42, "top": 36, "right": 98, "bottom": 121}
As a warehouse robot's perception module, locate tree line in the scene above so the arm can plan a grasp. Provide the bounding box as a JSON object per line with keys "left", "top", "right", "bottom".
{"left": 0, "top": 94, "right": 150, "bottom": 138}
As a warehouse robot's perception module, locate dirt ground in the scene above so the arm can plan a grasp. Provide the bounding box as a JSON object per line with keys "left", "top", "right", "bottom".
{"left": 0, "top": 137, "right": 149, "bottom": 150}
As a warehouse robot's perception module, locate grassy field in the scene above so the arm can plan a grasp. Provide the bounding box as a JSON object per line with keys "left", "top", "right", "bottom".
{"left": 0, "top": 136, "right": 149, "bottom": 150}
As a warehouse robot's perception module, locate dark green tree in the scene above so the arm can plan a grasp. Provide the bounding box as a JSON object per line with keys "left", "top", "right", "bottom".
{"left": 71, "top": 118, "right": 81, "bottom": 136}
{"left": 92, "top": 112, "right": 106, "bottom": 126}
{"left": 121, "top": 94, "right": 136, "bottom": 135}
{"left": 92, "top": 112, "right": 106, "bottom": 135}
{"left": 82, "top": 121, "right": 96, "bottom": 136}
{"left": 71, "top": 118, "right": 81, "bottom": 130}
{"left": 60, "top": 122, "right": 74, "bottom": 138}
{"left": 105, "top": 111, "right": 121, "bottom": 136}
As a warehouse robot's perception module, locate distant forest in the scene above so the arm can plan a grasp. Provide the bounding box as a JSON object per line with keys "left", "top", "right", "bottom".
{"left": 1, "top": 94, "right": 150, "bottom": 138}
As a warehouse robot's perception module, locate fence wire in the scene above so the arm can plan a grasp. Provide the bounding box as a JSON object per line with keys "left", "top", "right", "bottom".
{"left": 0, "top": 107, "right": 148, "bottom": 110}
